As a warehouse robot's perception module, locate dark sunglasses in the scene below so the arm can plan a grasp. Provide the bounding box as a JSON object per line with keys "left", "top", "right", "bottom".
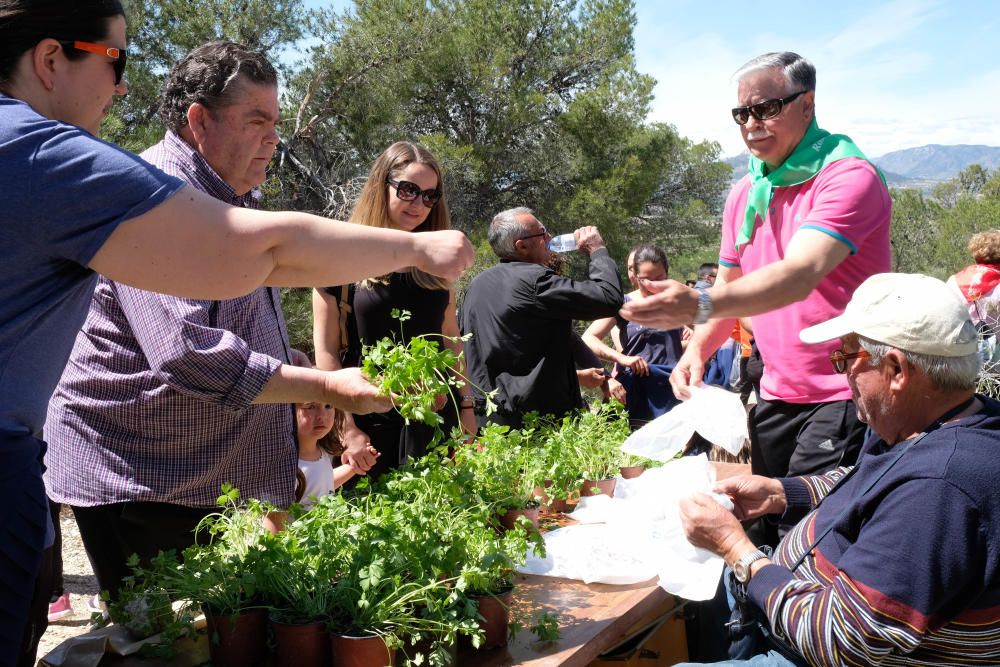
{"left": 61, "top": 40, "right": 127, "bottom": 86}
{"left": 386, "top": 178, "right": 441, "bottom": 208}
{"left": 520, "top": 227, "right": 548, "bottom": 242}
{"left": 731, "top": 90, "right": 805, "bottom": 125}
{"left": 829, "top": 349, "right": 871, "bottom": 374}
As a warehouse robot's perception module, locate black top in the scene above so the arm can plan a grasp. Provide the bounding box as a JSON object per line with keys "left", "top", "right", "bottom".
{"left": 354, "top": 273, "right": 448, "bottom": 348}
{"left": 460, "top": 249, "right": 623, "bottom": 427}
{"left": 327, "top": 272, "right": 449, "bottom": 365}
{"left": 325, "top": 272, "right": 451, "bottom": 476}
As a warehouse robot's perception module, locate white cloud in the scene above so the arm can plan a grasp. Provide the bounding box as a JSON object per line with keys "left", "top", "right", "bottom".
{"left": 634, "top": 0, "right": 1000, "bottom": 158}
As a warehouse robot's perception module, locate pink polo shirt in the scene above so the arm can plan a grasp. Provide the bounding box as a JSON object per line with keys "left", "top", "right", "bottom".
{"left": 719, "top": 158, "right": 891, "bottom": 404}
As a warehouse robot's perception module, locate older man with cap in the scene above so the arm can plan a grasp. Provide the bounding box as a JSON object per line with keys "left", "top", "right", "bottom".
{"left": 676, "top": 273, "right": 999, "bottom": 666}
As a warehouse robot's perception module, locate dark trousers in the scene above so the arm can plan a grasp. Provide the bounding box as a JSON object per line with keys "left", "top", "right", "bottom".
{"left": 71, "top": 502, "right": 213, "bottom": 603}
{"left": 0, "top": 433, "right": 47, "bottom": 667}
{"left": 749, "top": 397, "right": 866, "bottom": 546}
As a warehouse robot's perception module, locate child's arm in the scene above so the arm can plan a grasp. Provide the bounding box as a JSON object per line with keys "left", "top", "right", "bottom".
{"left": 332, "top": 446, "right": 381, "bottom": 489}
{"left": 332, "top": 464, "right": 357, "bottom": 489}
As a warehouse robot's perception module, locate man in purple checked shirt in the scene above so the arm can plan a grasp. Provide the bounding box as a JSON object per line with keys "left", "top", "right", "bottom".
{"left": 42, "top": 42, "right": 343, "bottom": 607}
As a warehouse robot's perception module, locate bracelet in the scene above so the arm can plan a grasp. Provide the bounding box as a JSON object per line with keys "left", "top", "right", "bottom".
{"left": 460, "top": 395, "right": 474, "bottom": 402}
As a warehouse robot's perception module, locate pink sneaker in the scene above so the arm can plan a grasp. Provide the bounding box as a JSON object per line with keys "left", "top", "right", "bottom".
{"left": 47, "top": 592, "right": 73, "bottom": 622}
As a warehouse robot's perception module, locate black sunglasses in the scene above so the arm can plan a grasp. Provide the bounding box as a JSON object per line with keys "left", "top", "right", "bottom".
{"left": 731, "top": 90, "right": 805, "bottom": 125}
{"left": 61, "top": 40, "right": 127, "bottom": 86}
{"left": 520, "top": 230, "right": 548, "bottom": 242}
{"left": 386, "top": 178, "right": 441, "bottom": 208}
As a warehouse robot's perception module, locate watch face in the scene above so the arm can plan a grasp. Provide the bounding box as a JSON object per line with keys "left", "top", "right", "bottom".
{"left": 733, "top": 561, "right": 750, "bottom": 583}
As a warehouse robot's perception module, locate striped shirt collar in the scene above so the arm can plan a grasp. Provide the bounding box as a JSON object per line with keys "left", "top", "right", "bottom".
{"left": 160, "top": 130, "right": 261, "bottom": 208}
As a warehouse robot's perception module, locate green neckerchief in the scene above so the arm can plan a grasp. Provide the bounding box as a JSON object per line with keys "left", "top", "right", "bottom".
{"left": 737, "top": 117, "right": 886, "bottom": 251}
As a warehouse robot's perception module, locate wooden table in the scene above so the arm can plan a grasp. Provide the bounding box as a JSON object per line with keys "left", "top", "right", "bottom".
{"left": 465, "top": 573, "right": 684, "bottom": 667}
{"left": 48, "top": 574, "right": 685, "bottom": 667}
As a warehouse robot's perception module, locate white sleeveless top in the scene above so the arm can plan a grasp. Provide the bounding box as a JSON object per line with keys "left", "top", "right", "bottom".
{"left": 298, "top": 450, "right": 335, "bottom": 508}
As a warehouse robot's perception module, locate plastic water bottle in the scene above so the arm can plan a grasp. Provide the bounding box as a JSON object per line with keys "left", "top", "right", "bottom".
{"left": 547, "top": 233, "right": 577, "bottom": 252}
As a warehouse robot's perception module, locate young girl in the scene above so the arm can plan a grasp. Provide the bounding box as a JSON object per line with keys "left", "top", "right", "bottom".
{"left": 295, "top": 401, "right": 378, "bottom": 508}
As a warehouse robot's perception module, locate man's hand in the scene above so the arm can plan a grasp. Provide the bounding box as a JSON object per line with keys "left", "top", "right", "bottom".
{"left": 341, "top": 425, "right": 378, "bottom": 472}
{"left": 619, "top": 280, "right": 701, "bottom": 329}
{"left": 574, "top": 226, "right": 606, "bottom": 256}
{"left": 669, "top": 348, "right": 705, "bottom": 401}
{"left": 680, "top": 492, "right": 752, "bottom": 562}
{"left": 576, "top": 367, "right": 606, "bottom": 389}
{"left": 411, "top": 230, "right": 474, "bottom": 281}
{"left": 716, "top": 475, "right": 787, "bottom": 521}
{"left": 618, "top": 355, "right": 649, "bottom": 376}
{"left": 321, "top": 367, "right": 393, "bottom": 415}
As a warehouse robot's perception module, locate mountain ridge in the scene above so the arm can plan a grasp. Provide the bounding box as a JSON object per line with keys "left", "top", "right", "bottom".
{"left": 723, "top": 143, "right": 1000, "bottom": 189}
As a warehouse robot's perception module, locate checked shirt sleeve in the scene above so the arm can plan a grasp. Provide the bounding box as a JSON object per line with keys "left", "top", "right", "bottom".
{"left": 113, "top": 283, "right": 280, "bottom": 410}
{"left": 748, "top": 477, "right": 987, "bottom": 666}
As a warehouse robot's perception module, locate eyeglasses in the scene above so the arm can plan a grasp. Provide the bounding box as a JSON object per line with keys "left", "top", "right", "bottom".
{"left": 61, "top": 40, "right": 128, "bottom": 86}
{"left": 731, "top": 90, "right": 806, "bottom": 125}
{"left": 520, "top": 226, "right": 548, "bottom": 242}
{"left": 829, "top": 349, "right": 871, "bottom": 374}
{"left": 386, "top": 178, "right": 441, "bottom": 208}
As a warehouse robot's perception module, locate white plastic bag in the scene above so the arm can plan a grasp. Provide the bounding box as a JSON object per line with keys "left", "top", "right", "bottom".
{"left": 517, "top": 455, "right": 731, "bottom": 600}
{"left": 621, "top": 384, "right": 748, "bottom": 460}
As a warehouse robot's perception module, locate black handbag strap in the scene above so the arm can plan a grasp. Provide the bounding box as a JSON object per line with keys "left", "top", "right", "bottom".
{"left": 790, "top": 396, "right": 976, "bottom": 573}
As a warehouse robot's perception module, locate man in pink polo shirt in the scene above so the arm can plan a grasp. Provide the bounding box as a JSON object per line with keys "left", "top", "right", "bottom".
{"left": 623, "top": 52, "right": 890, "bottom": 526}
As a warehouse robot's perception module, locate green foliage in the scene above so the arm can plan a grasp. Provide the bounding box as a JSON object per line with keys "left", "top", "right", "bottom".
{"left": 360, "top": 310, "right": 496, "bottom": 432}
{"left": 106, "top": 0, "right": 305, "bottom": 152}
{"left": 271, "top": 0, "right": 728, "bottom": 263}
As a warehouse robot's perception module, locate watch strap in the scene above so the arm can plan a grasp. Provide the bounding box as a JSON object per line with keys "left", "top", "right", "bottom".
{"left": 693, "top": 287, "right": 713, "bottom": 325}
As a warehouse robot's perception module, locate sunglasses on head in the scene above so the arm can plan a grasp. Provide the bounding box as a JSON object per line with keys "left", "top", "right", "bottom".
{"left": 386, "top": 178, "right": 441, "bottom": 208}
{"left": 731, "top": 90, "right": 805, "bottom": 125}
{"left": 61, "top": 40, "right": 127, "bottom": 86}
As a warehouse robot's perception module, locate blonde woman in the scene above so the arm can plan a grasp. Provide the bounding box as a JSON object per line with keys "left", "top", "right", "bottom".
{"left": 313, "top": 142, "right": 476, "bottom": 480}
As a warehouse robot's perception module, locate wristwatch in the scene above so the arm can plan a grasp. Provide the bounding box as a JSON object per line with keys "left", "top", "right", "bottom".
{"left": 733, "top": 548, "right": 768, "bottom": 584}
{"left": 692, "top": 287, "right": 714, "bottom": 325}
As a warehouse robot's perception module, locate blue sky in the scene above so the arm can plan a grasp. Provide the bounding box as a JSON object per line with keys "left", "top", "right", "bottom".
{"left": 303, "top": 0, "right": 1000, "bottom": 158}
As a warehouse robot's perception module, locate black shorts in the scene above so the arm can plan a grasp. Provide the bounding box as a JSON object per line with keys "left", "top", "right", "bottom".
{"left": 749, "top": 397, "right": 867, "bottom": 479}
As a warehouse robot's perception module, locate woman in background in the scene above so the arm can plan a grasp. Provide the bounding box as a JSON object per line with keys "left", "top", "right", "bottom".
{"left": 313, "top": 142, "right": 477, "bottom": 481}
{"left": 582, "top": 244, "right": 685, "bottom": 428}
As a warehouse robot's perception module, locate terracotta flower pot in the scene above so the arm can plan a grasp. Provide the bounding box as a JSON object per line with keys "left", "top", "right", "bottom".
{"left": 471, "top": 587, "right": 514, "bottom": 649}
{"left": 204, "top": 608, "right": 266, "bottom": 667}
{"left": 330, "top": 632, "right": 397, "bottom": 667}
{"left": 619, "top": 465, "right": 646, "bottom": 479}
{"left": 499, "top": 507, "right": 540, "bottom": 532}
{"left": 579, "top": 478, "right": 616, "bottom": 497}
{"left": 531, "top": 484, "right": 568, "bottom": 513}
{"left": 272, "top": 619, "right": 331, "bottom": 667}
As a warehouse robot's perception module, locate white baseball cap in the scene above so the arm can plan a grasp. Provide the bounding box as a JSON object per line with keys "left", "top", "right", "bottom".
{"left": 799, "top": 273, "right": 979, "bottom": 357}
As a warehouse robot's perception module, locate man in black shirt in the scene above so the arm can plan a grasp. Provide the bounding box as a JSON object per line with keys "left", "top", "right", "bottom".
{"left": 460, "top": 207, "right": 623, "bottom": 428}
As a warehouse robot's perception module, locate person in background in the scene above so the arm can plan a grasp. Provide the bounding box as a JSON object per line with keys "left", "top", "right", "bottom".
{"left": 947, "top": 229, "right": 1000, "bottom": 335}
{"left": 0, "top": 3, "right": 472, "bottom": 662}
{"left": 43, "top": 40, "right": 387, "bottom": 611}
{"left": 461, "top": 208, "right": 623, "bottom": 428}
{"left": 313, "top": 142, "right": 476, "bottom": 481}
{"left": 622, "top": 52, "right": 891, "bottom": 547}
{"left": 678, "top": 273, "right": 997, "bottom": 666}
{"left": 582, "top": 244, "right": 684, "bottom": 427}
{"left": 295, "top": 401, "right": 377, "bottom": 508}
{"left": 694, "top": 262, "right": 719, "bottom": 289}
